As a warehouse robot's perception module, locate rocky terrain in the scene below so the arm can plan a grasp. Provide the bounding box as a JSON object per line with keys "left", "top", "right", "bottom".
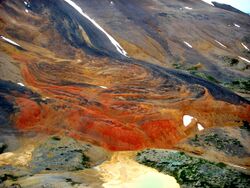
{"left": 0, "top": 0, "right": 249, "bottom": 187}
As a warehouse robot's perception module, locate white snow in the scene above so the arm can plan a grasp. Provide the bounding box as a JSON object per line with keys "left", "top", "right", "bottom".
{"left": 201, "top": 0, "right": 214, "bottom": 6}
{"left": 215, "top": 40, "right": 227, "bottom": 48}
{"left": 184, "top": 7, "right": 193, "bottom": 10}
{"left": 241, "top": 43, "right": 249, "bottom": 51}
{"left": 17, "top": 82, "right": 25, "bottom": 87}
{"left": 183, "top": 115, "right": 195, "bottom": 127}
{"left": 183, "top": 41, "right": 193, "bottom": 48}
{"left": 238, "top": 56, "right": 250, "bottom": 63}
{"left": 24, "top": 1, "right": 28, "bottom": 5}
{"left": 63, "top": 0, "right": 128, "bottom": 57}
{"left": 0, "top": 36, "right": 21, "bottom": 47}
{"left": 99, "top": 86, "right": 108, "bottom": 89}
{"left": 234, "top": 23, "right": 240, "bottom": 28}
{"left": 197, "top": 123, "right": 205, "bottom": 131}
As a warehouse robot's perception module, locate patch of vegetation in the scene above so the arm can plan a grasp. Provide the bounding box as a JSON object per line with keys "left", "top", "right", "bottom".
{"left": 223, "top": 56, "right": 239, "bottom": 66}
{"left": 30, "top": 137, "right": 91, "bottom": 172}
{"left": 222, "top": 79, "right": 250, "bottom": 92}
{"left": 65, "top": 178, "right": 81, "bottom": 186}
{"left": 229, "top": 58, "right": 239, "bottom": 66}
{"left": 0, "top": 143, "right": 7, "bottom": 154}
{"left": 189, "top": 71, "right": 220, "bottom": 84}
{"left": 9, "top": 183, "right": 21, "bottom": 188}
{"left": 240, "top": 121, "right": 250, "bottom": 132}
{"left": 136, "top": 150, "right": 250, "bottom": 188}
{"left": 189, "top": 131, "right": 248, "bottom": 157}
{"left": 0, "top": 174, "right": 18, "bottom": 183}
{"left": 81, "top": 153, "right": 90, "bottom": 168}
{"left": 186, "top": 63, "right": 202, "bottom": 71}
{"left": 172, "top": 63, "right": 220, "bottom": 84}
{"left": 172, "top": 63, "right": 183, "bottom": 69}
{"left": 187, "top": 66, "right": 199, "bottom": 71}
{"left": 51, "top": 136, "right": 61, "bottom": 141}
{"left": 0, "top": 166, "right": 31, "bottom": 184}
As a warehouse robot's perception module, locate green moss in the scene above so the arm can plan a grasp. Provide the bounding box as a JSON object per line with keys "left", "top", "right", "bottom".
{"left": 171, "top": 62, "right": 220, "bottom": 84}
{"left": 222, "top": 56, "right": 239, "bottom": 66}
{"left": 222, "top": 79, "right": 250, "bottom": 92}
{"left": 9, "top": 183, "right": 21, "bottom": 188}
{"left": 189, "top": 131, "right": 248, "bottom": 157}
{"left": 0, "top": 174, "right": 18, "bottom": 183}
{"left": 65, "top": 178, "right": 81, "bottom": 186}
{"left": 190, "top": 71, "right": 220, "bottom": 84}
{"left": 30, "top": 137, "right": 92, "bottom": 172}
{"left": 229, "top": 58, "right": 239, "bottom": 66}
{"left": 51, "top": 136, "right": 61, "bottom": 141}
{"left": 136, "top": 150, "right": 250, "bottom": 188}
{"left": 187, "top": 66, "right": 199, "bottom": 71}
{"left": 172, "top": 63, "right": 183, "bottom": 69}
{"left": 81, "top": 153, "right": 90, "bottom": 168}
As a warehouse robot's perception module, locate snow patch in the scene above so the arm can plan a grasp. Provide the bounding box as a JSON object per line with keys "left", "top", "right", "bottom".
{"left": 183, "top": 41, "right": 193, "bottom": 48}
{"left": 215, "top": 40, "right": 227, "bottom": 48}
{"left": 183, "top": 115, "right": 195, "bottom": 127}
{"left": 201, "top": 0, "right": 214, "bottom": 6}
{"left": 238, "top": 56, "right": 250, "bottom": 63}
{"left": 63, "top": 0, "right": 128, "bottom": 57}
{"left": 241, "top": 43, "right": 249, "bottom": 51}
{"left": 99, "top": 86, "right": 108, "bottom": 89}
{"left": 197, "top": 123, "right": 205, "bottom": 131}
{"left": 184, "top": 7, "right": 193, "bottom": 10}
{"left": 0, "top": 36, "right": 21, "bottom": 47}
{"left": 17, "top": 82, "right": 25, "bottom": 87}
{"left": 234, "top": 23, "right": 240, "bottom": 28}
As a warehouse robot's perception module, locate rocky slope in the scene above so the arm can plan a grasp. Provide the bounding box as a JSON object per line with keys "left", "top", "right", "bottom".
{"left": 0, "top": 1, "right": 250, "bottom": 186}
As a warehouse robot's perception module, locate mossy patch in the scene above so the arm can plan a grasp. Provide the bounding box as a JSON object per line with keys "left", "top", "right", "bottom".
{"left": 189, "top": 71, "right": 220, "bottom": 84}
{"left": 240, "top": 121, "right": 250, "bottom": 132}
{"left": 0, "top": 166, "right": 31, "bottom": 184}
{"left": 223, "top": 57, "right": 239, "bottom": 66}
{"left": 222, "top": 56, "right": 249, "bottom": 70}
{"left": 172, "top": 63, "right": 183, "bottom": 69}
{"left": 65, "top": 178, "right": 81, "bottom": 186}
{"left": 189, "top": 131, "right": 249, "bottom": 157}
{"left": 30, "top": 136, "right": 92, "bottom": 172}
{"left": 136, "top": 150, "right": 250, "bottom": 188}
{"left": 222, "top": 78, "right": 250, "bottom": 93}
{"left": 172, "top": 63, "right": 220, "bottom": 84}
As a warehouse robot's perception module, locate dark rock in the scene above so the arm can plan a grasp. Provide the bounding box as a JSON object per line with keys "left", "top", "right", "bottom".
{"left": 212, "top": 2, "right": 248, "bottom": 15}
{"left": 0, "top": 166, "right": 31, "bottom": 184}
{"left": 0, "top": 143, "right": 7, "bottom": 154}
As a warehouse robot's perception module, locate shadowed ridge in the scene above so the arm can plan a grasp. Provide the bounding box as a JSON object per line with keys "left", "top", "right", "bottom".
{"left": 212, "top": 1, "right": 249, "bottom": 15}
{"left": 130, "top": 59, "right": 250, "bottom": 105}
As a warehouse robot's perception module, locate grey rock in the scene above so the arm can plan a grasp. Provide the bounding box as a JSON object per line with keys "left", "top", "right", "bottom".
{"left": 30, "top": 136, "right": 109, "bottom": 173}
